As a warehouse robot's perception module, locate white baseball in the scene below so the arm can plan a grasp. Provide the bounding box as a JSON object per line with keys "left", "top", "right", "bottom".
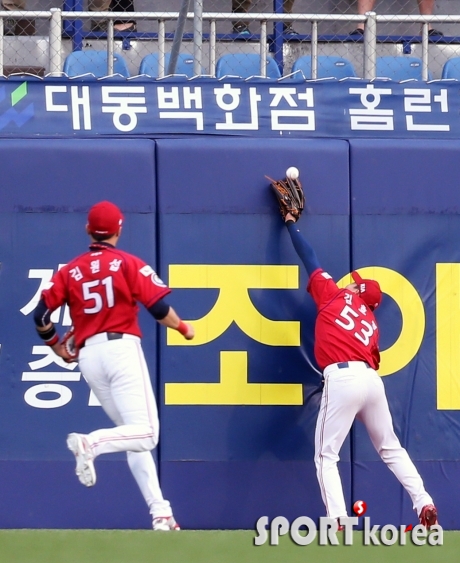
{"left": 286, "top": 166, "right": 299, "bottom": 180}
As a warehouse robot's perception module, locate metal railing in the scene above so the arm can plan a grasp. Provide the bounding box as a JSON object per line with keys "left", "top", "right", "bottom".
{"left": 2, "top": 10, "right": 460, "bottom": 79}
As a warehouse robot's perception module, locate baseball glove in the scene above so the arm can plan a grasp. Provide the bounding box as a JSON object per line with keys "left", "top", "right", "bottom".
{"left": 267, "top": 175, "right": 305, "bottom": 221}
{"left": 61, "top": 326, "right": 79, "bottom": 363}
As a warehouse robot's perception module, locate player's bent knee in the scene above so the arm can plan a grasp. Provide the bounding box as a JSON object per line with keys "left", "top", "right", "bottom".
{"left": 131, "top": 428, "right": 158, "bottom": 452}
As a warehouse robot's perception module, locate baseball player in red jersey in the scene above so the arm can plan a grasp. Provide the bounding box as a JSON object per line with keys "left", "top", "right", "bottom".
{"left": 33, "top": 201, "right": 194, "bottom": 531}
{"left": 282, "top": 211, "right": 438, "bottom": 530}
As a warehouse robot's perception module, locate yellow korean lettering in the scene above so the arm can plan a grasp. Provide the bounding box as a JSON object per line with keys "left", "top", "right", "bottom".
{"left": 165, "top": 351, "right": 303, "bottom": 405}
{"left": 167, "top": 264, "right": 300, "bottom": 346}
{"left": 436, "top": 263, "right": 460, "bottom": 409}
{"left": 338, "top": 266, "right": 425, "bottom": 377}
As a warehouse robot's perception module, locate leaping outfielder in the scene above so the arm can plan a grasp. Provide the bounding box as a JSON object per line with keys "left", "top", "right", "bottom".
{"left": 270, "top": 172, "right": 438, "bottom": 530}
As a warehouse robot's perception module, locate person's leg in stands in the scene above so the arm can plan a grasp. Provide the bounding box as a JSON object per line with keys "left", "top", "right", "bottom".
{"left": 283, "top": 0, "right": 298, "bottom": 35}
{"left": 232, "top": 0, "right": 252, "bottom": 34}
{"left": 417, "top": 0, "right": 443, "bottom": 35}
{"left": 89, "top": 0, "right": 112, "bottom": 32}
{"left": 351, "top": 0, "right": 375, "bottom": 35}
{"left": 111, "top": 0, "right": 136, "bottom": 32}
{"left": 1, "top": 0, "right": 35, "bottom": 36}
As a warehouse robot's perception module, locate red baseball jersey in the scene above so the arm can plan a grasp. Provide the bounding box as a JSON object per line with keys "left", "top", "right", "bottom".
{"left": 41, "top": 243, "right": 171, "bottom": 348}
{"left": 307, "top": 268, "right": 380, "bottom": 371}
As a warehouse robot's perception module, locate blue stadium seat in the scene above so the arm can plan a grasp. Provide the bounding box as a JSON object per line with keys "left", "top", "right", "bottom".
{"left": 441, "top": 57, "right": 460, "bottom": 79}
{"left": 215, "top": 53, "right": 281, "bottom": 79}
{"left": 291, "top": 55, "right": 358, "bottom": 79}
{"left": 139, "top": 53, "right": 202, "bottom": 77}
{"left": 375, "top": 56, "right": 432, "bottom": 81}
{"left": 63, "top": 50, "right": 130, "bottom": 78}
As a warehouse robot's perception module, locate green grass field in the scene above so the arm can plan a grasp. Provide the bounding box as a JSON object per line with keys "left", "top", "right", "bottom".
{"left": 0, "top": 530, "right": 459, "bottom": 563}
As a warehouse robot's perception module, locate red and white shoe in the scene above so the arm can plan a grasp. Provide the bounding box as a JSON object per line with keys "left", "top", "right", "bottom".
{"left": 153, "top": 516, "right": 181, "bottom": 531}
{"left": 66, "top": 433, "right": 96, "bottom": 487}
{"left": 419, "top": 504, "right": 438, "bottom": 529}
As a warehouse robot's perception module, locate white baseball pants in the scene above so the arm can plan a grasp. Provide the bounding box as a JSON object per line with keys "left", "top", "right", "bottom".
{"left": 314, "top": 361, "right": 433, "bottom": 519}
{"left": 77, "top": 333, "right": 172, "bottom": 519}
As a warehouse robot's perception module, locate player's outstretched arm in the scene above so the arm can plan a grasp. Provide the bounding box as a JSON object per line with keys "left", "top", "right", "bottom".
{"left": 284, "top": 214, "right": 321, "bottom": 277}
{"left": 147, "top": 299, "right": 194, "bottom": 340}
{"left": 157, "top": 305, "right": 195, "bottom": 340}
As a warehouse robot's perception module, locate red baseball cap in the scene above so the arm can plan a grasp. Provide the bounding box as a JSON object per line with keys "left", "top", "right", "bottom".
{"left": 87, "top": 201, "right": 123, "bottom": 236}
{"left": 351, "top": 271, "right": 382, "bottom": 310}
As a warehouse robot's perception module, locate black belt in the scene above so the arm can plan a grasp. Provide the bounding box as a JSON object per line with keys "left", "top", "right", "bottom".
{"left": 80, "top": 332, "right": 124, "bottom": 349}
{"left": 337, "top": 361, "right": 370, "bottom": 369}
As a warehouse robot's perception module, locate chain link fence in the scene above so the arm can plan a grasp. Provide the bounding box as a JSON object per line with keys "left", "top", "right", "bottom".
{"left": 1, "top": 1, "right": 460, "bottom": 78}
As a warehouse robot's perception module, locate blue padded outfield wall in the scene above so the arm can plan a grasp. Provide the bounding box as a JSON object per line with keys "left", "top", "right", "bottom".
{"left": 1, "top": 137, "right": 460, "bottom": 530}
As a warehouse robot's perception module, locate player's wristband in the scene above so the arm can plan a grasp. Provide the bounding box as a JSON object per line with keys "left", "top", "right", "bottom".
{"left": 177, "top": 321, "right": 188, "bottom": 336}
{"left": 36, "top": 325, "right": 59, "bottom": 346}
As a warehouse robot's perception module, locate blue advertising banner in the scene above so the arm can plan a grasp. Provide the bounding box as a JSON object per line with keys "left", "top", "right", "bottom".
{"left": 349, "top": 139, "right": 460, "bottom": 530}
{"left": 156, "top": 137, "right": 352, "bottom": 529}
{"left": 0, "top": 138, "right": 160, "bottom": 528}
{"left": 2, "top": 134, "right": 460, "bottom": 530}
{"left": 0, "top": 139, "right": 160, "bottom": 460}
{"left": 0, "top": 76, "right": 459, "bottom": 139}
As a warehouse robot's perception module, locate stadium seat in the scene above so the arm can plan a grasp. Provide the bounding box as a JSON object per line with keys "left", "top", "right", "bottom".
{"left": 291, "top": 55, "right": 358, "bottom": 79}
{"left": 139, "top": 53, "right": 202, "bottom": 77}
{"left": 441, "top": 57, "right": 460, "bottom": 79}
{"left": 215, "top": 53, "right": 281, "bottom": 79}
{"left": 63, "top": 50, "right": 130, "bottom": 78}
{"left": 375, "top": 56, "right": 432, "bottom": 81}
